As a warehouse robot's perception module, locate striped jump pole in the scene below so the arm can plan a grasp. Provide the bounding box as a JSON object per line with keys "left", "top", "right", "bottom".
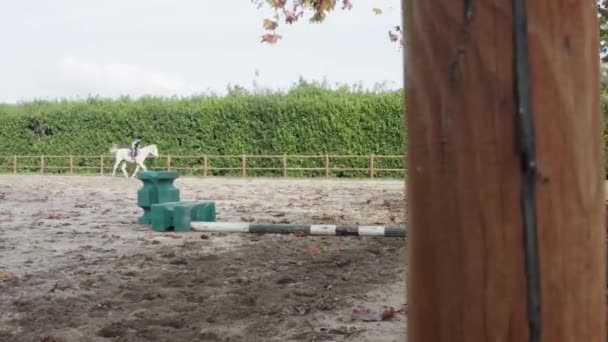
{"left": 190, "top": 222, "right": 407, "bottom": 237}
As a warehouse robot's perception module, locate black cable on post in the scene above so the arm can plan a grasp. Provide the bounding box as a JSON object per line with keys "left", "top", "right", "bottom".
{"left": 513, "top": 0, "right": 542, "bottom": 341}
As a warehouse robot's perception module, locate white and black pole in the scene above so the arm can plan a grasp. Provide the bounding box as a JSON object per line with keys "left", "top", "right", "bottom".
{"left": 190, "top": 222, "right": 406, "bottom": 237}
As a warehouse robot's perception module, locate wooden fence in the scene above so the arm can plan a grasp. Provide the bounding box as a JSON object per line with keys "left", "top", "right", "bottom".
{"left": 0, "top": 154, "right": 406, "bottom": 178}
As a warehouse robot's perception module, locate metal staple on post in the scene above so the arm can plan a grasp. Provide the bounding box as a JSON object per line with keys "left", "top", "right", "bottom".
{"left": 513, "top": 0, "right": 541, "bottom": 340}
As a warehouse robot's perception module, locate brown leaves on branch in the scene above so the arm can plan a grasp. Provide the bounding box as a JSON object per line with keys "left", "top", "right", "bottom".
{"left": 254, "top": 0, "right": 407, "bottom": 46}
{"left": 255, "top": 0, "right": 608, "bottom": 63}
{"left": 256, "top": 0, "right": 353, "bottom": 43}
{"left": 261, "top": 33, "right": 282, "bottom": 44}
{"left": 263, "top": 18, "right": 279, "bottom": 30}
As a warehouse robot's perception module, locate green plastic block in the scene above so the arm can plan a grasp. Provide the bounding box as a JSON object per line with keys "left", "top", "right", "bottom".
{"left": 137, "top": 171, "right": 180, "bottom": 224}
{"left": 150, "top": 201, "right": 216, "bottom": 232}
{"left": 191, "top": 202, "right": 216, "bottom": 222}
{"left": 150, "top": 202, "right": 179, "bottom": 232}
{"left": 156, "top": 172, "right": 180, "bottom": 203}
{"left": 174, "top": 201, "right": 216, "bottom": 232}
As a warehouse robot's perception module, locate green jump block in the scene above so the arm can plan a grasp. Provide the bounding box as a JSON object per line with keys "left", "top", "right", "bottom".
{"left": 136, "top": 171, "right": 180, "bottom": 224}
{"left": 151, "top": 201, "right": 216, "bottom": 232}
{"left": 150, "top": 202, "right": 179, "bottom": 232}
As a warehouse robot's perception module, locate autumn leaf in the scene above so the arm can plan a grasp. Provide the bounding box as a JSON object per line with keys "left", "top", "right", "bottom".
{"left": 372, "top": 7, "right": 383, "bottom": 15}
{"left": 307, "top": 242, "right": 324, "bottom": 256}
{"left": 261, "top": 33, "right": 283, "bottom": 44}
{"left": 316, "top": 0, "right": 336, "bottom": 12}
{"left": 351, "top": 305, "right": 397, "bottom": 322}
{"left": 268, "top": 0, "right": 287, "bottom": 9}
{"left": 283, "top": 9, "right": 300, "bottom": 24}
{"left": 263, "top": 18, "right": 279, "bottom": 30}
{"left": 310, "top": 11, "right": 327, "bottom": 22}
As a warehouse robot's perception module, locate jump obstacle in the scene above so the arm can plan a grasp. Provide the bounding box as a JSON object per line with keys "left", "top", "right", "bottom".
{"left": 135, "top": 171, "right": 407, "bottom": 237}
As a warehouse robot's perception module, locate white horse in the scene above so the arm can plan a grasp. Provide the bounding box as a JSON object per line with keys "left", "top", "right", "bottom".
{"left": 110, "top": 144, "right": 159, "bottom": 178}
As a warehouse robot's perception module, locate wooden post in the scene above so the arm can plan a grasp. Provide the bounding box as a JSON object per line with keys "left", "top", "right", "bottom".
{"left": 241, "top": 154, "right": 247, "bottom": 177}
{"left": 69, "top": 156, "right": 74, "bottom": 174}
{"left": 166, "top": 155, "right": 172, "bottom": 171}
{"left": 12, "top": 155, "right": 17, "bottom": 174}
{"left": 369, "top": 154, "right": 374, "bottom": 179}
{"left": 100, "top": 156, "right": 104, "bottom": 176}
{"left": 282, "top": 154, "right": 287, "bottom": 177}
{"left": 324, "top": 154, "right": 329, "bottom": 177}
{"left": 203, "top": 155, "right": 208, "bottom": 177}
{"left": 403, "top": 1, "right": 605, "bottom": 341}
{"left": 40, "top": 155, "right": 45, "bottom": 174}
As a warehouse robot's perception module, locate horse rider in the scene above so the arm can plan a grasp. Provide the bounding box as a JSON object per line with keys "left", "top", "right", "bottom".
{"left": 130, "top": 136, "right": 142, "bottom": 158}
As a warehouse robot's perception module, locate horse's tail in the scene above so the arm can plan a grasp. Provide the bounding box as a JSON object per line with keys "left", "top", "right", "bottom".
{"left": 109, "top": 144, "right": 118, "bottom": 153}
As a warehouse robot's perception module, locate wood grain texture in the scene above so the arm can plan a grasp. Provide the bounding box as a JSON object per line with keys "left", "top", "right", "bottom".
{"left": 402, "top": 0, "right": 605, "bottom": 341}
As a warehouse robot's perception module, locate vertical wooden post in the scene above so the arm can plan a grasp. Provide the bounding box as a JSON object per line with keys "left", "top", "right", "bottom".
{"left": 12, "top": 155, "right": 17, "bottom": 174}
{"left": 282, "top": 154, "right": 287, "bottom": 177}
{"left": 69, "top": 156, "right": 74, "bottom": 174}
{"left": 369, "top": 154, "right": 375, "bottom": 179}
{"left": 241, "top": 154, "right": 247, "bottom": 177}
{"left": 403, "top": 1, "right": 605, "bottom": 341}
{"left": 203, "top": 155, "right": 208, "bottom": 177}
{"left": 100, "top": 156, "right": 104, "bottom": 176}
{"left": 40, "top": 155, "right": 45, "bottom": 174}
{"left": 324, "top": 154, "right": 330, "bottom": 177}
{"left": 166, "top": 155, "right": 172, "bottom": 171}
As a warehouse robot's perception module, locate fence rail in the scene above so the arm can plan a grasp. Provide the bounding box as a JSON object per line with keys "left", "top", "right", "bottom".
{"left": 0, "top": 154, "right": 406, "bottom": 179}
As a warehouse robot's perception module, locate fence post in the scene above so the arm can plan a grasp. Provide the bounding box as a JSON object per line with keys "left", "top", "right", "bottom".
{"left": 404, "top": 1, "right": 605, "bottom": 341}
{"left": 241, "top": 154, "right": 247, "bottom": 177}
{"left": 325, "top": 154, "right": 330, "bottom": 177}
{"left": 13, "top": 155, "right": 17, "bottom": 174}
{"left": 370, "top": 154, "right": 375, "bottom": 179}
{"left": 100, "top": 156, "right": 104, "bottom": 176}
{"left": 167, "top": 155, "right": 172, "bottom": 171}
{"left": 203, "top": 155, "right": 208, "bottom": 177}
{"left": 282, "top": 153, "right": 287, "bottom": 177}
{"left": 69, "top": 156, "right": 74, "bottom": 174}
{"left": 40, "top": 155, "right": 45, "bottom": 174}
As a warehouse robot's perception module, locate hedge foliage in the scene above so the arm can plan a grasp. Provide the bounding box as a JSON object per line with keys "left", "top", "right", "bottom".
{"left": 1, "top": 82, "right": 608, "bottom": 178}
{"left": 0, "top": 83, "right": 406, "bottom": 177}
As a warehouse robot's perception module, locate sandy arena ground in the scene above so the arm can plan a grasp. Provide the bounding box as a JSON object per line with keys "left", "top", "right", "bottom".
{"left": 0, "top": 175, "right": 407, "bottom": 342}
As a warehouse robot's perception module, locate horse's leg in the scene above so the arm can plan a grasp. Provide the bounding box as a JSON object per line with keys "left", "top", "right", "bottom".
{"left": 121, "top": 161, "right": 129, "bottom": 178}
{"left": 131, "top": 163, "right": 140, "bottom": 179}
{"left": 131, "top": 158, "right": 147, "bottom": 178}
{"left": 112, "top": 159, "right": 121, "bottom": 177}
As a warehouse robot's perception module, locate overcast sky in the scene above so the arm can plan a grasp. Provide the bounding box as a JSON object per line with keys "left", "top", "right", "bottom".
{"left": 0, "top": 0, "right": 403, "bottom": 103}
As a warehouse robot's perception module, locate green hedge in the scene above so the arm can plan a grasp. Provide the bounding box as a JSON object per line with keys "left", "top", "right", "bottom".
{"left": 1, "top": 83, "right": 607, "bottom": 178}
{"left": 0, "top": 84, "right": 407, "bottom": 177}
